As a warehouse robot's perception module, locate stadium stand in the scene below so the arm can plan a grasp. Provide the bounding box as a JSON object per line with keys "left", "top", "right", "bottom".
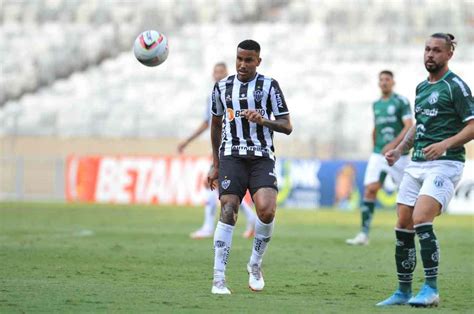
{"left": 1, "top": 0, "right": 473, "bottom": 159}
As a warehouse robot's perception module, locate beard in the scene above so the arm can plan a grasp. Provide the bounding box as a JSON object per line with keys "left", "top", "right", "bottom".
{"left": 424, "top": 60, "right": 444, "bottom": 73}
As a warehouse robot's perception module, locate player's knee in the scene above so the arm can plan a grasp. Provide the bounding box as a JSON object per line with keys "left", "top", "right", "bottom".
{"left": 412, "top": 213, "right": 432, "bottom": 226}
{"left": 219, "top": 198, "right": 239, "bottom": 225}
{"left": 364, "top": 184, "right": 379, "bottom": 199}
{"left": 257, "top": 209, "right": 275, "bottom": 224}
{"left": 256, "top": 201, "right": 276, "bottom": 223}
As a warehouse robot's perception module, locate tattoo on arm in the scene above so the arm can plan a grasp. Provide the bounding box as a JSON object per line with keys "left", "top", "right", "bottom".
{"left": 396, "top": 125, "right": 416, "bottom": 153}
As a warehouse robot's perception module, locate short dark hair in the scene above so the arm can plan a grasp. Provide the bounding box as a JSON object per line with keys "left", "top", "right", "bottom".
{"left": 430, "top": 33, "right": 457, "bottom": 51}
{"left": 379, "top": 70, "right": 394, "bottom": 78}
{"left": 237, "top": 39, "right": 261, "bottom": 53}
{"left": 214, "top": 62, "right": 227, "bottom": 69}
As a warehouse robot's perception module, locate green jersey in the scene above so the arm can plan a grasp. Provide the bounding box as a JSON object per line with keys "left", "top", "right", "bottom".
{"left": 373, "top": 93, "right": 412, "bottom": 154}
{"left": 412, "top": 70, "right": 474, "bottom": 162}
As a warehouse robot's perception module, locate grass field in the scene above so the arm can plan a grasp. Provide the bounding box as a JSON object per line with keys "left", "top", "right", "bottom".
{"left": 0, "top": 202, "right": 473, "bottom": 313}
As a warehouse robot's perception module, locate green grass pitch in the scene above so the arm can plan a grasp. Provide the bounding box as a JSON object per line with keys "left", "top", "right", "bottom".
{"left": 0, "top": 202, "right": 472, "bottom": 313}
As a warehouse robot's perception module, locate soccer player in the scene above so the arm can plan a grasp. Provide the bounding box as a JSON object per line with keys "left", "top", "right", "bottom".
{"left": 346, "top": 71, "right": 413, "bottom": 245}
{"left": 377, "top": 33, "right": 474, "bottom": 307}
{"left": 177, "top": 62, "right": 256, "bottom": 239}
{"left": 207, "top": 39, "right": 292, "bottom": 294}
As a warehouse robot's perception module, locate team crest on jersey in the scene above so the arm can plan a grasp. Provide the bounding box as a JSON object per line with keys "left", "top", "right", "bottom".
{"left": 428, "top": 91, "right": 439, "bottom": 105}
{"left": 221, "top": 179, "right": 231, "bottom": 190}
{"left": 387, "top": 105, "right": 396, "bottom": 115}
{"left": 253, "top": 90, "right": 264, "bottom": 102}
{"left": 434, "top": 176, "right": 444, "bottom": 188}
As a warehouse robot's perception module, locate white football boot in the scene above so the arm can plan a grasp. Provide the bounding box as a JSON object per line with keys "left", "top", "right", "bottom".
{"left": 345, "top": 232, "right": 369, "bottom": 245}
{"left": 190, "top": 228, "right": 213, "bottom": 239}
{"left": 211, "top": 279, "right": 231, "bottom": 295}
{"left": 247, "top": 263, "right": 265, "bottom": 291}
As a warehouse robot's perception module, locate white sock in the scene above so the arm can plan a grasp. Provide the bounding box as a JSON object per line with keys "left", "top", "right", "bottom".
{"left": 240, "top": 200, "right": 256, "bottom": 230}
{"left": 249, "top": 217, "right": 274, "bottom": 266}
{"left": 213, "top": 221, "right": 234, "bottom": 281}
{"left": 202, "top": 189, "right": 218, "bottom": 231}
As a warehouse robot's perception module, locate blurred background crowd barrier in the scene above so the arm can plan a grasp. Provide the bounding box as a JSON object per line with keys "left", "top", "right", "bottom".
{"left": 0, "top": 0, "right": 473, "bottom": 210}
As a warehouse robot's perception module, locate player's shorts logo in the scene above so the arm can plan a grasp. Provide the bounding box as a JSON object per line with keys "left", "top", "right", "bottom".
{"left": 253, "top": 90, "right": 264, "bottom": 102}
{"left": 221, "top": 179, "right": 231, "bottom": 190}
{"left": 428, "top": 91, "right": 439, "bottom": 105}
{"left": 434, "top": 176, "right": 444, "bottom": 188}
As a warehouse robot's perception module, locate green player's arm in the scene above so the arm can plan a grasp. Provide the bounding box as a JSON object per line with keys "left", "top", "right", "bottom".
{"left": 394, "top": 125, "right": 416, "bottom": 154}
{"left": 210, "top": 115, "right": 223, "bottom": 168}
{"left": 441, "top": 119, "right": 474, "bottom": 149}
{"left": 372, "top": 128, "right": 375, "bottom": 147}
{"left": 382, "top": 119, "right": 414, "bottom": 153}
{"left": 262, "top": 114, "right": 293, "bottom": 135}
{"left": 423, "top": 119, "right": 474, "bottom": 160}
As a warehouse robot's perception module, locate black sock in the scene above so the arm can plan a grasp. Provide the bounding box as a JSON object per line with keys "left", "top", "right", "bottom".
{"left": 361, "top": 200, "right": 375, "bottom": 235}
{"left": 395, "top": 228, "right": 416, "bottom": 293}
{"left": 415, "top": 223, "right": 439, "bottom": 289}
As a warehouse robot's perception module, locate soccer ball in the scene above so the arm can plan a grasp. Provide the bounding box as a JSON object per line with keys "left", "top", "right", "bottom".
{"left": 133, "top": 30, "right": 169, "bottom": 67}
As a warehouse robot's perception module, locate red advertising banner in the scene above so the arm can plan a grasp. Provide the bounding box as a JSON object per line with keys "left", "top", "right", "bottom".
{"left": 66, "top": 155, "right": 211, "bottom": 205}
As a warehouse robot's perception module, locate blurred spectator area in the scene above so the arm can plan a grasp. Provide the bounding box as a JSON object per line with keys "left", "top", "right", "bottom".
{"left": 1, "top": 0, "right": 473, "bottom": 159}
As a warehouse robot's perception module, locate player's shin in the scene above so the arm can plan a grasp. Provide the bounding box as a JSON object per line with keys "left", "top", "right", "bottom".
{"left": 395, "top": 228, "right": 416, "bottom": 293}
{"left": 213, "top": 221, "right": 234, "bottom": 281}
{"left": 361, "top": 200, "right": 375, "bottom": 235}
{"left": 204, "top": 189, "right": 218, "bottom": 231}
{"left": 249, "top": 217, "right": 274, "bottom": 266}
{"left": 415, "top": 223, "right": 439, "bottom": 289}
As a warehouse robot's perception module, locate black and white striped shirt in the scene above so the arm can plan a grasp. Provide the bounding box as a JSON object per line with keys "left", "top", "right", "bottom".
{"left": 211, "top": 73, "right": 289, "bottom": 159}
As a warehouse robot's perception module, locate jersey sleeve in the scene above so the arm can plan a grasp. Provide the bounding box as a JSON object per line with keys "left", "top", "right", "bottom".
{"left": 452, "top": 78, "right": 474, "bottom": 123}
{"left": 269, "top": 79, "right": 289, "bottom": 116}
{"left": 210, "top": 82, "right": 224, "bottom": 116}
{"left": 398, "top": 95, "right": 412, "bottom": 120}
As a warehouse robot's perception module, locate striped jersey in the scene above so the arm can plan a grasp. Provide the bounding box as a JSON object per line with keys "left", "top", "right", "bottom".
{"left": 211, "top": 73, "right": 289, "bottom": 159}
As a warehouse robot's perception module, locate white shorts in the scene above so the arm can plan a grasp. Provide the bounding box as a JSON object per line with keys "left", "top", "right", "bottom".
{"left": 396, "top": 160, "right": 464, "bottom": 211}
{"left": 364, "top": 153, "right": 409, "bottom": 186}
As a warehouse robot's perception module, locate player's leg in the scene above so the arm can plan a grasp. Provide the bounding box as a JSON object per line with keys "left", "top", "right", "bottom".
{"left": 347, "top": 154, "right": 383, "bottom": 245}
{"left": 190, "top": 188, "right": 218, "bottom": 239}
{"left": 408, "top": 169, "right": 460, "bottom": 307}
{"left": 246, "top": 157, "right": 278, "bottom": 291}
{"left": 247, "top": 187, "right": 276, "bottom": 291}
{"left": 212, "top": 194, "right": 240, "bottom": 294}
{"left": 211, "top": 156, "right": 247, "bottom": 294}
{"left": 377, "top": 203, "right": 416, "bottom": 306}
{"left": 377, "top": 169, "right": 420, "bottom": 306}
{"left": 407, "top": 195, "right": 441, "bottom": 307}
{"left": 240, "top": 198, "right": 256, "bottom": 238}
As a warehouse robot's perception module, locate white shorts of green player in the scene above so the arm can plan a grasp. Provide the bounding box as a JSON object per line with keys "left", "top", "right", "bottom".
{"left": 364, "top": 153, "right": 410, "bottom": 186}
{"left": 396, "top": 160, "right": 464, "bottom": 211}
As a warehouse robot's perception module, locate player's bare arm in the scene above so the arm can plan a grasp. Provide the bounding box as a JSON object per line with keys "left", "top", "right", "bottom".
{"left": 385, "top": 125, "right": 416, "bottom": 166}
{"left": 208, "top": 115, "right": 222, "bottom": 189}
{"left": 423, "top": 119, "right": 474, "bottom": 161}
{"left": 178, "top": 121, "right": 209, "bottom": 153}
{"left": 241, "top": 109, "right": 293, "bottom": 135}
{"left": 382, "top": 119, "right": 414, "bottom": 154}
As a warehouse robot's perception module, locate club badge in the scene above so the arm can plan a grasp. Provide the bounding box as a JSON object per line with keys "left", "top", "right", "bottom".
{"left": 221, "top": 179, "right": 231, "bottom": 190}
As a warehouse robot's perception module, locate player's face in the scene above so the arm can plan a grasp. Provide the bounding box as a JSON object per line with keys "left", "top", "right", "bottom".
{"left": 236, "top": 48, "right": 261, "bottom": 82}
{"left": 213, "top": 65, "right": 228, "bottom": 82}
{"left": 378, "top": 74, "right": 394, "bottom": 95}
{"left": 424, "top": 37, "right": 453, "bottom": 73}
